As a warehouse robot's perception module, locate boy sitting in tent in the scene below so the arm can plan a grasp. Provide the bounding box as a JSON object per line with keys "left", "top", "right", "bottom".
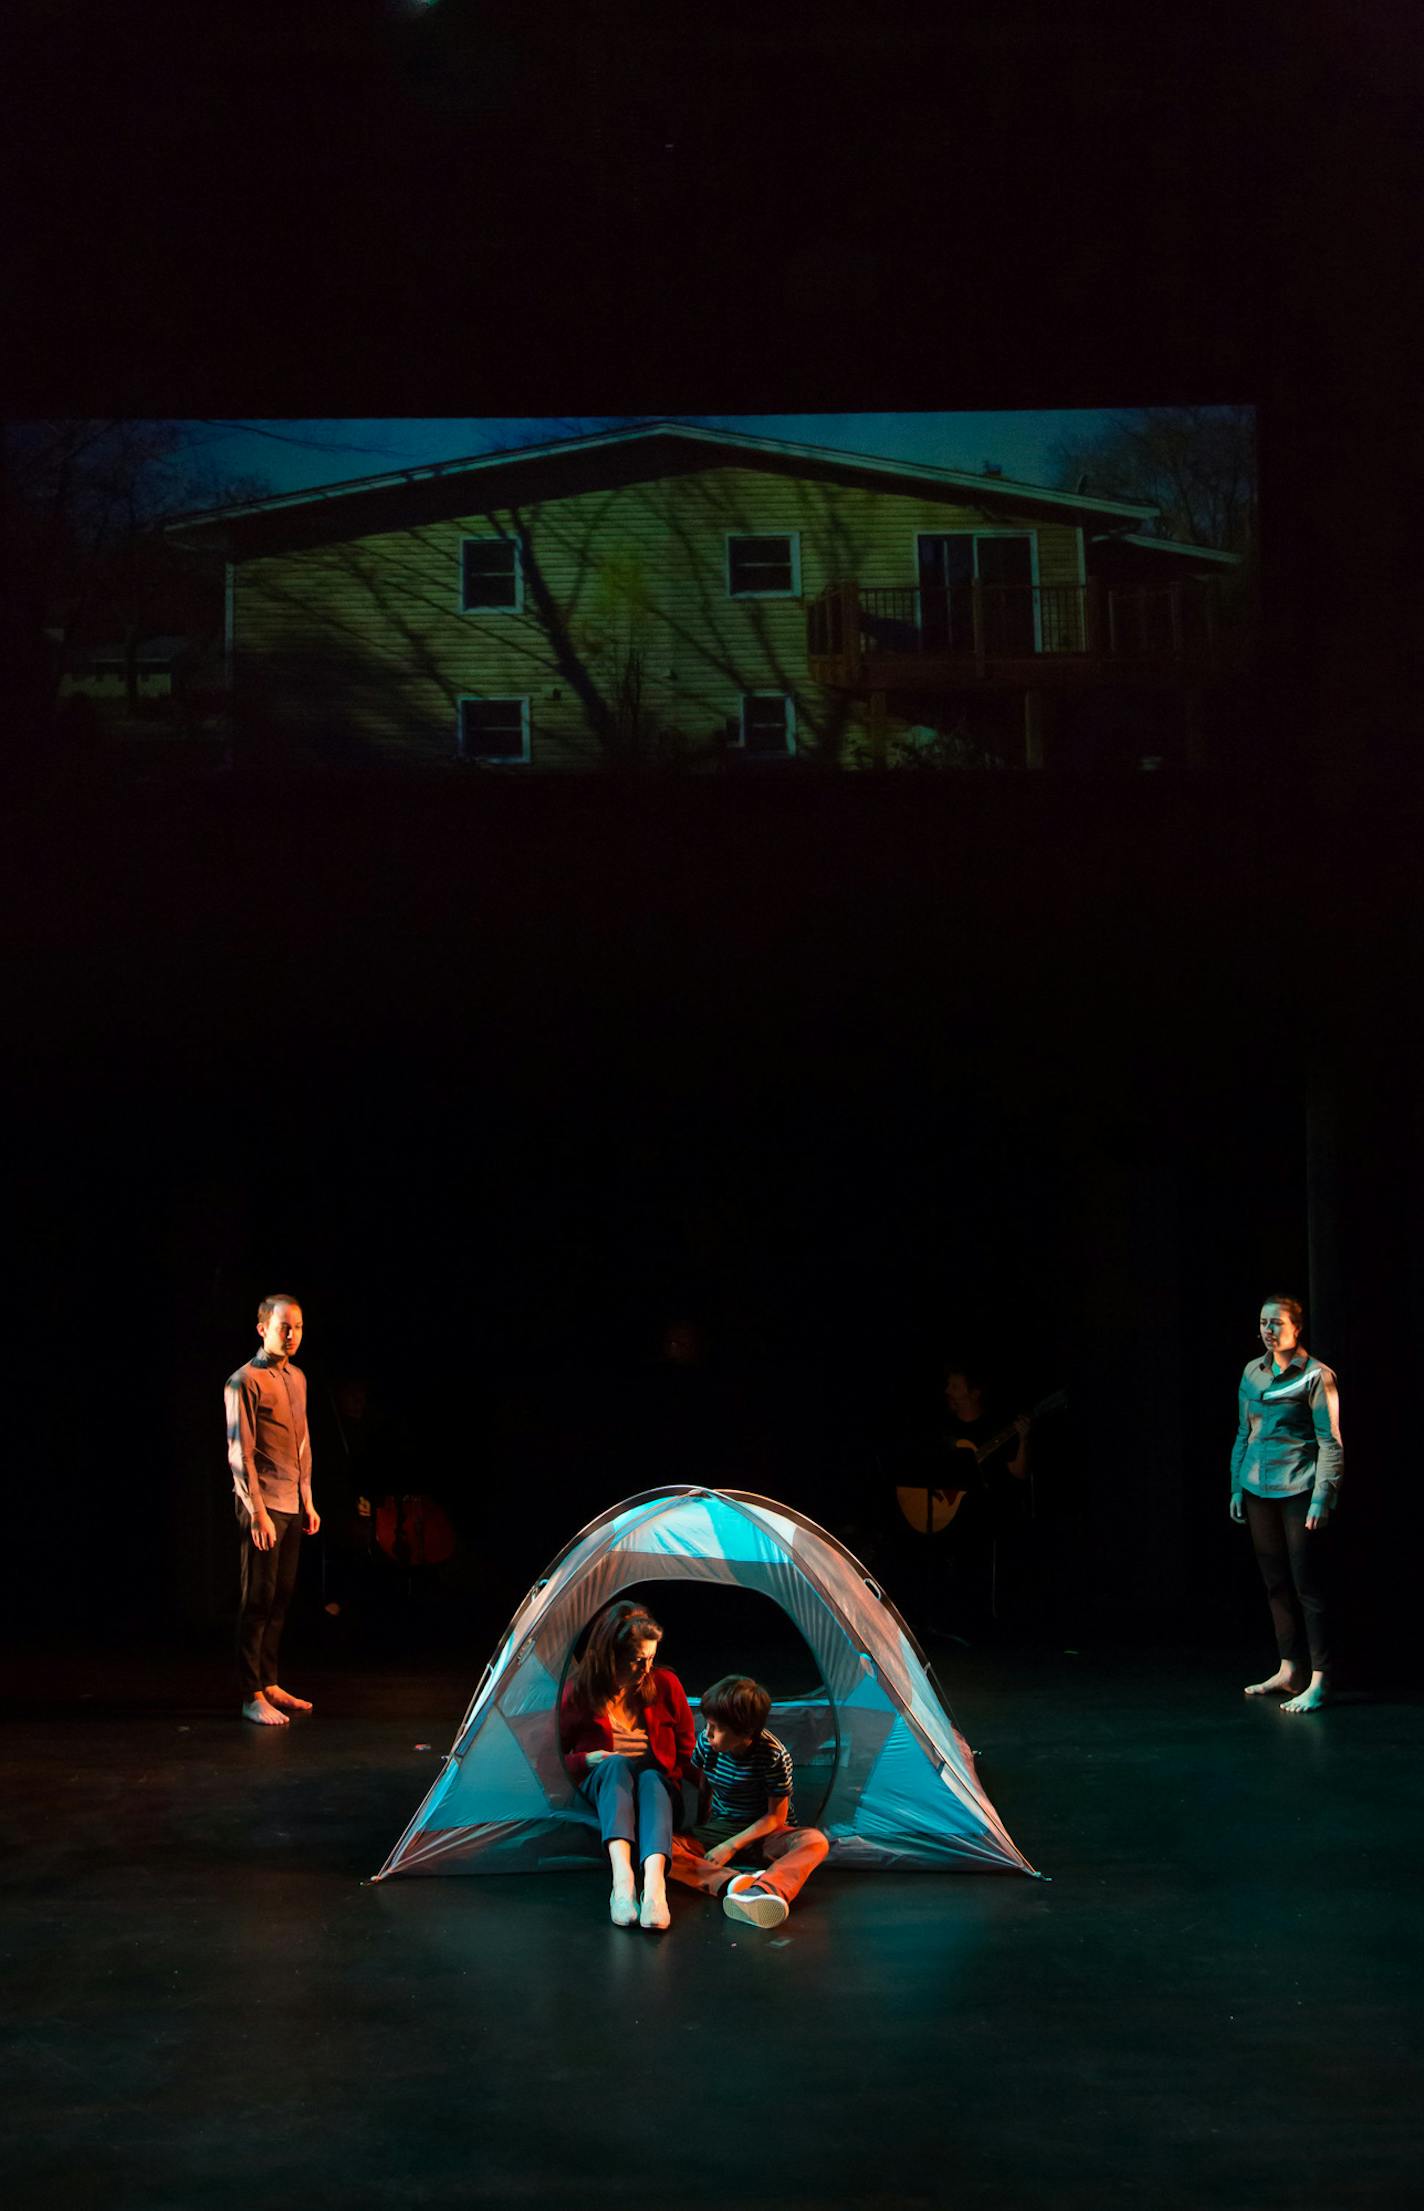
{"left": 670, "top": 1675, "right": 829, "bottom": 1930}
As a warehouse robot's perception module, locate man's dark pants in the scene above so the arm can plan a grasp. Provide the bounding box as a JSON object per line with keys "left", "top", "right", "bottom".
{"left": 237, "top": 1505, "right": 301, "bottom": 1698}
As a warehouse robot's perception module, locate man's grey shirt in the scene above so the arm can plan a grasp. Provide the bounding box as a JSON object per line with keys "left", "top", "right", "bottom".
{"left": 1230, "top": 1349, "right": 1343, "bottom": 1517}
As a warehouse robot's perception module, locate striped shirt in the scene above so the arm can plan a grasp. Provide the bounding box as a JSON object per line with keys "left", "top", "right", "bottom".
{"left": 694, "top": 1726, "right": 794, "bottom": 1825}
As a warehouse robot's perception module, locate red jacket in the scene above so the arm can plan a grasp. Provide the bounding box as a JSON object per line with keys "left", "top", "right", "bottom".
{"left": 560, "top": 1667, "right": 696, "bottom": 1785}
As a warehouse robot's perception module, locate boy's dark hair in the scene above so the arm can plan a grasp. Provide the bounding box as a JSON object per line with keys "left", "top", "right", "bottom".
{"left": 699, "top": 1675, "right": 771, "bottom": 1741}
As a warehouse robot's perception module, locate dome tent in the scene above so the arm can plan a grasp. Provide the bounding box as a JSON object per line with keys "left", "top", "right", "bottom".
{"left": 374, "top": 1487, "right": 1037, "bottom": 1881}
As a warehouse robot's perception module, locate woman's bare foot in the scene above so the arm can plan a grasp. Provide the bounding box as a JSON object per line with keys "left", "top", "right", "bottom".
{"left": 1281, "top": 1673, "right": 1329, "bottom": 1714}
{"left": 639, "top": 1881, "right": 670, "bottom": 1931}
{"left": 639, "top": 1854, "right": 671, "bottom": 1930}
{"left": 1244, "top": 1664, "right": 1307, "bottom": 1698}
{"left": 243, "top": 1693, "right": 289, "bottom": 1726}
{"left": 263, "top": 1685, "right": 313, "bottom": 1712}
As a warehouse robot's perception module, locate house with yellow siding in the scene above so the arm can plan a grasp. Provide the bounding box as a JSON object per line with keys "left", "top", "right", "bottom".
{"left": 166, "top": 424, "right": 1241, "bottom": 772}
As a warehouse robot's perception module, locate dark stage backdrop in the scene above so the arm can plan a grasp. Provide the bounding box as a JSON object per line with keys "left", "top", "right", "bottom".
{"left": 4, "top": 775, "right": 1418, "bottom": 1674}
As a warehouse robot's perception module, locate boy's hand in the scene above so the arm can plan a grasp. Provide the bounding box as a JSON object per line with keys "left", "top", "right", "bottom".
{"left": 704, "top": 1841, "right": 738, "bottom": 1869}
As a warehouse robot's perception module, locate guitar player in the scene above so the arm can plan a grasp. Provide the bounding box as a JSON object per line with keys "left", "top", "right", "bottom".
{"left": 944, "top": 1366, "right": 1031, "bottom": 1489}
{"left": 895, "top": 1363, "right": 1032, "bottom": 1643}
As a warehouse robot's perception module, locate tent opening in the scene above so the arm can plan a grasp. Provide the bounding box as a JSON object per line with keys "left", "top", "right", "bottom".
{"left": 561, "top": 1579, "right": 839, "bottom": 1826}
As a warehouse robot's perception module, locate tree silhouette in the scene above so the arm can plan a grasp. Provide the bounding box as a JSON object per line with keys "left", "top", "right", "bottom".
{"left": 4, "top": 421, "right": 275, "bottom": 723}
{"left": 1047, "top": 406, "right": 1256, "bottom": 555}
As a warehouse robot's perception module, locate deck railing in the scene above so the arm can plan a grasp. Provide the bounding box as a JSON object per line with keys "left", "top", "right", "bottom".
{"left": 807, "top": 579, "right": 1222, "bottom": 676}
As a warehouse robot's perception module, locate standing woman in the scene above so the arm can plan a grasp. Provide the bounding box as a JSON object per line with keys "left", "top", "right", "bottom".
{"left": 1231, "top": 1295, "right": 1343, "bottom": 1713}
{"left": 561, "top": 1600, "right": 695, "bottom": 1929}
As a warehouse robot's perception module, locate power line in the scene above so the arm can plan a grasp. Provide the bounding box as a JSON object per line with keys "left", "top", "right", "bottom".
{"left": 196, "top": 421, "right": 423, "bottom": 461}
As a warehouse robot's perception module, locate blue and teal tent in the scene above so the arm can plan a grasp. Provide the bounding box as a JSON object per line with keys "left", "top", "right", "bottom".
{"left": 375, "top": 1487, "right": 1036, "bottom": 1880}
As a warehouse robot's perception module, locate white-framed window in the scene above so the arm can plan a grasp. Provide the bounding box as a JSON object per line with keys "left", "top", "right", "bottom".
{"left": 726, "top": 533, "right": 801, "bottom": 599}
{"left": 733, "top": 693, "right": 797, "bottom": 756}
{"left": 460, "top": 536, "right": 522, "bottom": 614}
{"left": 457, "top": 696, "right": 531, "bottom": 764}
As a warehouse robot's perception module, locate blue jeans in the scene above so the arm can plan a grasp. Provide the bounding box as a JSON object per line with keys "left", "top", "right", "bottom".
{"left": 580, "top": 1757, "right": 673, "bottom": 1865}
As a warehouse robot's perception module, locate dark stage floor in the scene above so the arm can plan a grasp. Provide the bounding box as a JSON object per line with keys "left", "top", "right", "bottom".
{"left": 3, "top": 1637, "right": 1420, "bottom": 2211}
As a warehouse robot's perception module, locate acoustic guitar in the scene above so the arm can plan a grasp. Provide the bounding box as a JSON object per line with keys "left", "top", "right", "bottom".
{"left": 895, "top": 1389, "right": 1069, "bottom": 1534}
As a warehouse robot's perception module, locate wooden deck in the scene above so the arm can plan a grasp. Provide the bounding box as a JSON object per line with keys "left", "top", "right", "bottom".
{"left": 807, "top": 579, "right": 1230, "bottom": 691}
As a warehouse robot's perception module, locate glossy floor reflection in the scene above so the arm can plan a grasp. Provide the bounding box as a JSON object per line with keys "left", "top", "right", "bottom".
{"left": 3, "top": 1642, "right": 1420, "bottom": 2211}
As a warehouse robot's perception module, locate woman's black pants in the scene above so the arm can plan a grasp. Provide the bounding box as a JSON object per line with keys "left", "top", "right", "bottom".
{"left": 1244, "top": 1490, "right": 1329, "bottom": 1675}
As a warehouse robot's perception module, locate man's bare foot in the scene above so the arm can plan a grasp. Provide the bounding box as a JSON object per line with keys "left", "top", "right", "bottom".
{"left": 243, "top": 1694, "right": 288, "bottom": 1726}
{"left": 263, "top": 1685, "right": 312, "bottom": 1712}
{"left": 1281, "top": 1674, "right": 1329, "bottom": 1714}
{"left": 1244, "top": 1664, "right": 1307, "bottom": 1698}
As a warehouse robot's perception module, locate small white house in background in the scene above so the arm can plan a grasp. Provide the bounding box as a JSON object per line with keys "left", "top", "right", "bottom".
{"left": 58, "top": 635, "right": 193, "bottom": 703}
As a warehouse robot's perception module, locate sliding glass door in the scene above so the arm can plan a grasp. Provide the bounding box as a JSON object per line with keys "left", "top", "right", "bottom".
{"left": 917, "top": 534, "right": 1037, "bottom": 655}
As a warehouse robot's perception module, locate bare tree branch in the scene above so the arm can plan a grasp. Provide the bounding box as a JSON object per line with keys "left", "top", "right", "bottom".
{"left": 1047, "top": 406, "right": 1256, "bottom": 552}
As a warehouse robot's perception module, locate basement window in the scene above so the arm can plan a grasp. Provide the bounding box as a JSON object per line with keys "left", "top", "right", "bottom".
{"left": 458, "top": 697, "right": 530, "bottom": 764}
{"left": 735, "top": 693, "right": 797, "bottom": 756}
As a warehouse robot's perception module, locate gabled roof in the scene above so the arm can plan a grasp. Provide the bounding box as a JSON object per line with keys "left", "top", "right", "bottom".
{"left": 165, "top": 419, "right": 1161, "bottom": 546}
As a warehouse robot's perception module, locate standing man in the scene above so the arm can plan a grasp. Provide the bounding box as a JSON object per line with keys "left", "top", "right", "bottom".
{"left": 1231, "top": 1295, "right": 1342, "bottom": 1714}
{"left": 225, "top": 1293, "right": 320, "bottom": 1726}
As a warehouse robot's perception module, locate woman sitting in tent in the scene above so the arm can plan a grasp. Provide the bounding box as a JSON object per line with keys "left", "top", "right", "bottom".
{"left": 560, "top": 1599, "right": 696, "bottom": 1931}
